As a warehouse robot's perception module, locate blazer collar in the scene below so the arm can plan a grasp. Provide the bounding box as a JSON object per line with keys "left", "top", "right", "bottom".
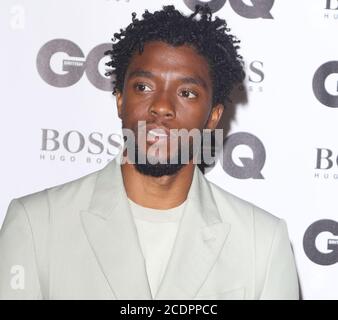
{"left": 80, "top": 156, "right": 230, "bottom": 299}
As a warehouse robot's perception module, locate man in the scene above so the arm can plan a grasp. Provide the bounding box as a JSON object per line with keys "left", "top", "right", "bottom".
{"left": 0, "top": 5, "right": 299, "bottom": 299}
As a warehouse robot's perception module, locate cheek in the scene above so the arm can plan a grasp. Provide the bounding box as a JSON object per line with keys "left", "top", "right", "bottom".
{"left": 121, "top": 94, "right": 148, "bottom": 122}
{"left": 176, "top": 105, "right": 211, "bottom": 129}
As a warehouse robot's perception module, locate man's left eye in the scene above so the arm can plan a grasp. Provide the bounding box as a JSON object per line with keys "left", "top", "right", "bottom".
{"left": 179, "top": 89, "right": 198, "bottom": 99}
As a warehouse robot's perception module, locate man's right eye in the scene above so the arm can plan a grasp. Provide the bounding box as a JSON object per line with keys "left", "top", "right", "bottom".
{"left": 134, "top": 83, "right": 152, "bottom": 92}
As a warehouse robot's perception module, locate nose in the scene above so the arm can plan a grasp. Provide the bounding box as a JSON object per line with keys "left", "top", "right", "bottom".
{"left": 148, "top": 92, "right": 176, "bottom": 120}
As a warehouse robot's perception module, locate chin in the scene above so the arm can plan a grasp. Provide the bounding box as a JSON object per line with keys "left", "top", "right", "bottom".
{"left": 133, "top": 162, "right": 186, "bottom": 177}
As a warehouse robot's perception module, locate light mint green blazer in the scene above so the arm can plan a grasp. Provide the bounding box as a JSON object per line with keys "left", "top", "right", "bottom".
{"left": 0, "top": 158, "right": 299, "bottom": 299}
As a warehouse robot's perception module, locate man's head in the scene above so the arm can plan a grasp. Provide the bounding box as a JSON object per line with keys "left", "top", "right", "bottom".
{"left": 105, "top": 4, "right": 245, "bottom": 177}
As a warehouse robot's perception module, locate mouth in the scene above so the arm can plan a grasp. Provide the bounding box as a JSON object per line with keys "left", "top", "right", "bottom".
{"left": 148, "top": 128, "right": 168, "bottom": 137}
{"left": 145, "top": 124, "right": 175, "bottom": 143}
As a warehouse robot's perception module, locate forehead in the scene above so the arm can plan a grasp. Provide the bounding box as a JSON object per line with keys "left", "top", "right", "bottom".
{"left": 125, "top": 41, "right": 211, "bottom": 81}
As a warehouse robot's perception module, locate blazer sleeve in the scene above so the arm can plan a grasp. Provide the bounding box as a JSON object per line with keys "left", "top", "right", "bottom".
{"left": 0, "top": 199, "right": 42, "bottom": 300}
{"left": 259, "top": 219, "right": 300, "bottom": 300}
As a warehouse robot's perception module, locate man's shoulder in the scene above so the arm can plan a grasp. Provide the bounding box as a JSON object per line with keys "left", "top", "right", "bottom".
{"left": 206, "top": 178, "right": 281, "bottom": 231}
{"left": 15, "top": 164, "right": 107, "bottom": 211}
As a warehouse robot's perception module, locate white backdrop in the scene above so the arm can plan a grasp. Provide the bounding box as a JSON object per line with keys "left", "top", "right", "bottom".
{"left": 1, "top": 0, "right": 337, "bottom": 299}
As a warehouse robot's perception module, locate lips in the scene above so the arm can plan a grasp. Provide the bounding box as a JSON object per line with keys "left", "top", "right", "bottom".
{"left": 146, "top": 124, "right": 170, "bottom": 136}
{"left": 145, "top": 124, "right": 176, "bottom": 143}
{"left": 148, "top": 128, "right": 168, "bottom": 138}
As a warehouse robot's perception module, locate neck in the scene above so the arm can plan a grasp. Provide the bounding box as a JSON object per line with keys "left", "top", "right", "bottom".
{"left": 120, "top": 161, "right": 195, "bottom": 210}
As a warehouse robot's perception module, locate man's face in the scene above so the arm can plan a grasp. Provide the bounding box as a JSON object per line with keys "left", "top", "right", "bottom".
{"left": 116, "top": 40, "right": 223, "bottom": 176}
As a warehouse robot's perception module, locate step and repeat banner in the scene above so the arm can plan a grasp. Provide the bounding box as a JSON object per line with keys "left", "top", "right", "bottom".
{"left": 0, "top": 0, "right": 337, "bottom": 299}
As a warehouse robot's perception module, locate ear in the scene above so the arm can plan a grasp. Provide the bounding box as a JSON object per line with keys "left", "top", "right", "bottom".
{"left": 205, "top": 103, "right": 224, "bottom": 130}
{"left": 115, "top": 90, "right": 123, "bottom": 119}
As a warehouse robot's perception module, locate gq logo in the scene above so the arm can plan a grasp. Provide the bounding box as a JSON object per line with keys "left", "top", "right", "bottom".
{"left": 312, "top": 61, "right": 338, "bottom": 108}
{"left": 183, "top": 0, "right": 274, "bottom": 18}
{"left": 222, "top": 132, "right": 266, "bottom": 179}
{"left": 36, "top": 39, "right": 113, "bottom": 91}
{"left": 303, "top": 219, "right": 338, "bottom": 266}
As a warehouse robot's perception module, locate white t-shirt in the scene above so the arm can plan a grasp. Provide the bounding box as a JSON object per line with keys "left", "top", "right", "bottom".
{"left": 127, "top": 197, "right": 186, "bottom": 299}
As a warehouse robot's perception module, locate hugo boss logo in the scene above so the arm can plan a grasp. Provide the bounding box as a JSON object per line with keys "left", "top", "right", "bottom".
{"left": 325, "top": 0, "right": 338, "bottom": 10}
{"left": 183, "top": 0, "right": 274, "bottom": 18}
{"left": 303, "top": 219, "right": 338, "bottom": 266}
{"left": 40, "top": 129, "right": 122, "bottom": 155}
{"left": 221, "top": 132, "right": 266, "bottom": 179}
{"left": 315, "top": 148, "right": 338, "bottom": 170}
{"left": 248, "top": 61, "right": 264, "bottom": 84}
{"left": 36, "top": 39, "right": 113, "bottom": 91}
{"left": 312, "top": 61, "right": 338, "bottom": 108}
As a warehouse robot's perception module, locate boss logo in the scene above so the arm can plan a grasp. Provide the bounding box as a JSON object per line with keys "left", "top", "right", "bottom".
{"left": 40, "top": 129, "right": 121, "bottom": 155}
{"left": 325, "top": 0, "right": 338, "bottom": 10}
{"left": 315, "top": 148, "right": 338, "bottom": 170}
{"left": 248, "top": 61, "right": 264, "bottom": 84}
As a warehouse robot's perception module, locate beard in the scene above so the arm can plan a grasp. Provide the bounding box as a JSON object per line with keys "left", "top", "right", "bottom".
{"left": 133, "top": 142, "right": 195, "bottom": 177}
{"left": 121, "top": 120, "right": 202, "bottom": 177}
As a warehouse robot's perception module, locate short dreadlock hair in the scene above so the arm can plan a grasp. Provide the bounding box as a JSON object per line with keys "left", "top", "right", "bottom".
{"left": 105, "top": 4, "right": 245, "bottom": 107}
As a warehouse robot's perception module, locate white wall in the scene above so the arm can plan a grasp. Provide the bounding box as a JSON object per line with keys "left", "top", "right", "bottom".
{"left": 1, "top": 0, "right": 337, "bottom": 299}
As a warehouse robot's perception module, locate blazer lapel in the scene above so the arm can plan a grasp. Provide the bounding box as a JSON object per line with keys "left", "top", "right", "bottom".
{"left": 155, "top": 165, "right": 230, "bottom": 300}
{"left": 80, "top": 158, "right": 152, "bottom": 300}
{"left": 80, "top": 155, "right": 230, "bottom": 300}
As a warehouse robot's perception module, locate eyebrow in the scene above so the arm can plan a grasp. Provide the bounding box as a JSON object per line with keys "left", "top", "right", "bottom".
{"left": 127, "top": 69, "right": 208, "bottom": 90}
